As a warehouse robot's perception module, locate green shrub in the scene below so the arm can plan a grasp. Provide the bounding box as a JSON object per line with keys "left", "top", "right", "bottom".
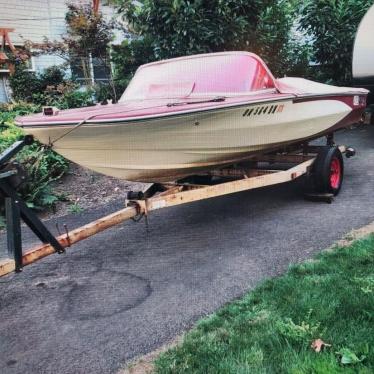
{"left": 299, "top": 0, "right": 373, "bottom": 85}
{"left": 57, "top": 89, "right": 95, "bottom": 109}
{"left": 29, "top": 88, "right": 95, "bottom": 109}
{"left": 8, "top": 67, "right": 42, "bottom": 102}
{"left": 113, "top": 0, "right": 310, "bottom": 86}
{"left": 0, "top": 103, "right": 69, "bottom": 218}
{"left": 39, "top": 65, "right": 66, "bottom": 88}
{"left": 94, "top": 82, "right": 117, "bottom": 102}
{"left": 9, "top": 64, "right": 95, "bottom": 109}
{"left": 9, "top": 64, "right": 67, "bottom": 103}
{"left": 0, "top": 102, "right": 40, "bottom": 125}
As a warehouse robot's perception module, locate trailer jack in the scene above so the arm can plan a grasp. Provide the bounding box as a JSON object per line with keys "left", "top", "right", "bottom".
{"left": 0, "top": 135, "right": 64, "bottom": 272}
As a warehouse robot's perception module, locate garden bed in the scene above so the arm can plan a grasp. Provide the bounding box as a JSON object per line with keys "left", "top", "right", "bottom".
{"left": 41, "top": 162, "right": 148, "bottom": 219}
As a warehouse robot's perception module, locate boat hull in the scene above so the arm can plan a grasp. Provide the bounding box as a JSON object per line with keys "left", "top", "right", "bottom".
{"left": 24, "top": 97, "right": 362, "bottom": 182}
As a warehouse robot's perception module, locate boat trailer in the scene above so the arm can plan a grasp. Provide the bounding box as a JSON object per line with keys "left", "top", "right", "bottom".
{"left": 0, "top": 135, "right": 355, "bottom": 277}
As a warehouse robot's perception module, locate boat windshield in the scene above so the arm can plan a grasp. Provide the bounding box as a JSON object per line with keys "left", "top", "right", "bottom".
{"left": 119, "top": 54, "right": 275, "bottom": 101}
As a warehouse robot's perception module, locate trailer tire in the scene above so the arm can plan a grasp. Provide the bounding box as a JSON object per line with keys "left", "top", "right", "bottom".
{"left": 312, "top": 146, "right": 344, "bottom": 195}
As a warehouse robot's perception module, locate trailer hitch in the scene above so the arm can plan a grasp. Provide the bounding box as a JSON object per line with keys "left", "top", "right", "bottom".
{"left": 0, "top": 135, "right": 65, "bottom": 272}
{"left": 345, "top": 147, "right": 356, "bottom": 158}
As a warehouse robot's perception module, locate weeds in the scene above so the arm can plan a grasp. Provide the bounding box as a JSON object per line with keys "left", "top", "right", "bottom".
{"left": 0, "top": 103, "right": 68, "bottom": 217}
{"left": 68, "top": 200, "right": 84, "bottom": 214}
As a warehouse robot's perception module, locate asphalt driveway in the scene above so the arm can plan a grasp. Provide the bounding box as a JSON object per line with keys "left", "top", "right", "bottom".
{"left": 1, "top": 125, "right": 374, "bottom": 374}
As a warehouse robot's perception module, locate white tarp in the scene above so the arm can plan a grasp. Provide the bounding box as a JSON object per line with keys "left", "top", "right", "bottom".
{"left": 353, "top": 5, "right": 374, "bottom": 79}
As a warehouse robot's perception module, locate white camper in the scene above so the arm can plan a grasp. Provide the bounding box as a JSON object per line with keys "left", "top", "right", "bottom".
{"left": 353, "top": 4, "right": 374, "bottom": 106}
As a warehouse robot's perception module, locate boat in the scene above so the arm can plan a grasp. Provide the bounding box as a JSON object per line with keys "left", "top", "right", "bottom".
{"left": 15, "top": 51, "right": 368, "bottom": 182}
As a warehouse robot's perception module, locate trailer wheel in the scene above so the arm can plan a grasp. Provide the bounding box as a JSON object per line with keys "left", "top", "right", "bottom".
{"left": 312, "top": 146, "right": 344, "bottom": 195}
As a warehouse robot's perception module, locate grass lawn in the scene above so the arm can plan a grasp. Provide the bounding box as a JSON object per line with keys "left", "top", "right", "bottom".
{"left": 154, "top": 235, "right": 374, "bottom": 373}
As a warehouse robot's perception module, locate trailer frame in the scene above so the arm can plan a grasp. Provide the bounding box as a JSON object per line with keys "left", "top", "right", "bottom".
{"left": 0, "top": 136, "right": 352, "bottom": 277}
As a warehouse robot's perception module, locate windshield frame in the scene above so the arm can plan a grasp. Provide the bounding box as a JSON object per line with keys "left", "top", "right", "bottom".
{"left": 119, "top": 52, "right": 277, "bottom": 102}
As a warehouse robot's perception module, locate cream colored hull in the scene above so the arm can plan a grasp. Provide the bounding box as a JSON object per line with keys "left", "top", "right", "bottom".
{"left": 25, "top": 99, "right": 352, "bottom": 182}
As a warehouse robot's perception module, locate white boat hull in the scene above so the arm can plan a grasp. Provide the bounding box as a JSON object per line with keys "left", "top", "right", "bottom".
{"left": 25, "top": 98, "right": 352, "bottom": 182}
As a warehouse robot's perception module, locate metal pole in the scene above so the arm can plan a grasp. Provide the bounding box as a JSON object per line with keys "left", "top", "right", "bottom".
{"left": 0, "top": 135, "right": 33, "bottom": 165}
{"left": 5, "top": 197, "right": 22, "bottom": 272}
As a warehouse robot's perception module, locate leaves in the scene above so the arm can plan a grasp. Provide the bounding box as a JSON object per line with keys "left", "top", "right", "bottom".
{"left": 336, "top": 348, "right": 366, "bottom": 365}
{"left": 299, "top": 0, "right": 373, "bottom": 85}
{"left": 25, "top": 2, "right": 115, "bottom": 93}
{"left": 8, "top": 63, "right": 95, "bottom": 109}
{"left": 40, "top": 191, "right": 60, "bottom": 207}
{"left": 277, "top": 317, "right": 320, "bottom": 342}
{"left": 113, "top": 0, "right": 308, "bottom": 80}
{"left": 68, "top": 201, "right": 84, "bottom": 214}
{"left": 353, "top": 275, "right": 374, "bottom": 294}
{"left": 64, "top": 2, "right": 115, "bottom": 58}
{"left": 0, "top": 105, "right": 69, "bottom": 217}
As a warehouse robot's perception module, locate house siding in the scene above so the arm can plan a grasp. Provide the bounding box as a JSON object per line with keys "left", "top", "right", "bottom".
{"left": 0, "top": 0, "right": 119, "bottom": 102}
{"left": 0, "top": 78, "right": 9, "bottom": 102}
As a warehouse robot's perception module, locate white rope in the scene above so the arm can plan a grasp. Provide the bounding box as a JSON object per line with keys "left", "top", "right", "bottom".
{"left": 49, "top": 102, "right": 171, "bottom": 146}
{"left": 49, "top": 115, "right": 96, "bottom": 146}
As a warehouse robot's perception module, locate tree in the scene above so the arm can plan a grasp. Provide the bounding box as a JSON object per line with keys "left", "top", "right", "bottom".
{"left": 117, "top": 0, "right": 273, "bottom": 57}
{"left": 299, "top": 0, "right": 373, "bottom": 85}
{"left": 255, "top": 0, "right": 311, "bottom": 77}
{"left": 27, "top": 2, "right": 115, "bottom": 92}
{"left": 64, "top": 2, "right": 114, "bottom": 83}
{"left": 112, "top": 0, "right": 310, "bottom": 87}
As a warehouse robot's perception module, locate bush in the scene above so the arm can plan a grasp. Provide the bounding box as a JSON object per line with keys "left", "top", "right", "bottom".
{"left": 299, "top": 0, "right": 373, "bottom": 85}
{"left": 39, "top": 65, "right": 66, "bottom": 88}
{"left": 255, "top": 0, "right": 312, "bottom": 77}
{"left": 94, "top": 82, "right": 118, "bottom": 102}
{"left": 54, "top": 89, "right": 95, "bottom": 109}
{"left": 9, "top": 64, "right": 95, "bottom": 109}
{"left": 8, "top": 68, "right": 42, "bottom": 102}
{"left": 0, "top": 103, "right": 69, "bottom": 220}
{"left": 113, "top": 0, "right": 310, "bottom": 86}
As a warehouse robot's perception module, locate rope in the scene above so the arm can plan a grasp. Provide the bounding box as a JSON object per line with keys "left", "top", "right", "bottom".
{"left": 49, "top": 115, "right": 95, "bottom": 146}
{"left": 48, "top": 102, "right": 172, "bottom": 146}
{"left": 47, "top": 95, "right": 227, "bottom": 147}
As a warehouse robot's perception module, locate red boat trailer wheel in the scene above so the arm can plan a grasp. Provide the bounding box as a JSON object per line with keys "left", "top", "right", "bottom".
{"left": 330, "top": 156, "right": 342, "bottom": 189}
{"left": 312, "top": 146, "right": 344, "bottom": 196}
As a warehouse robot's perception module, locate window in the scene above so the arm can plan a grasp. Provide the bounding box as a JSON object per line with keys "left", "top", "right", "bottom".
{"left": 92, "top": 56, "right": 111, "bottom": 81}
{"left": 70, "top": 53, "right": 111, "bottom": 84}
